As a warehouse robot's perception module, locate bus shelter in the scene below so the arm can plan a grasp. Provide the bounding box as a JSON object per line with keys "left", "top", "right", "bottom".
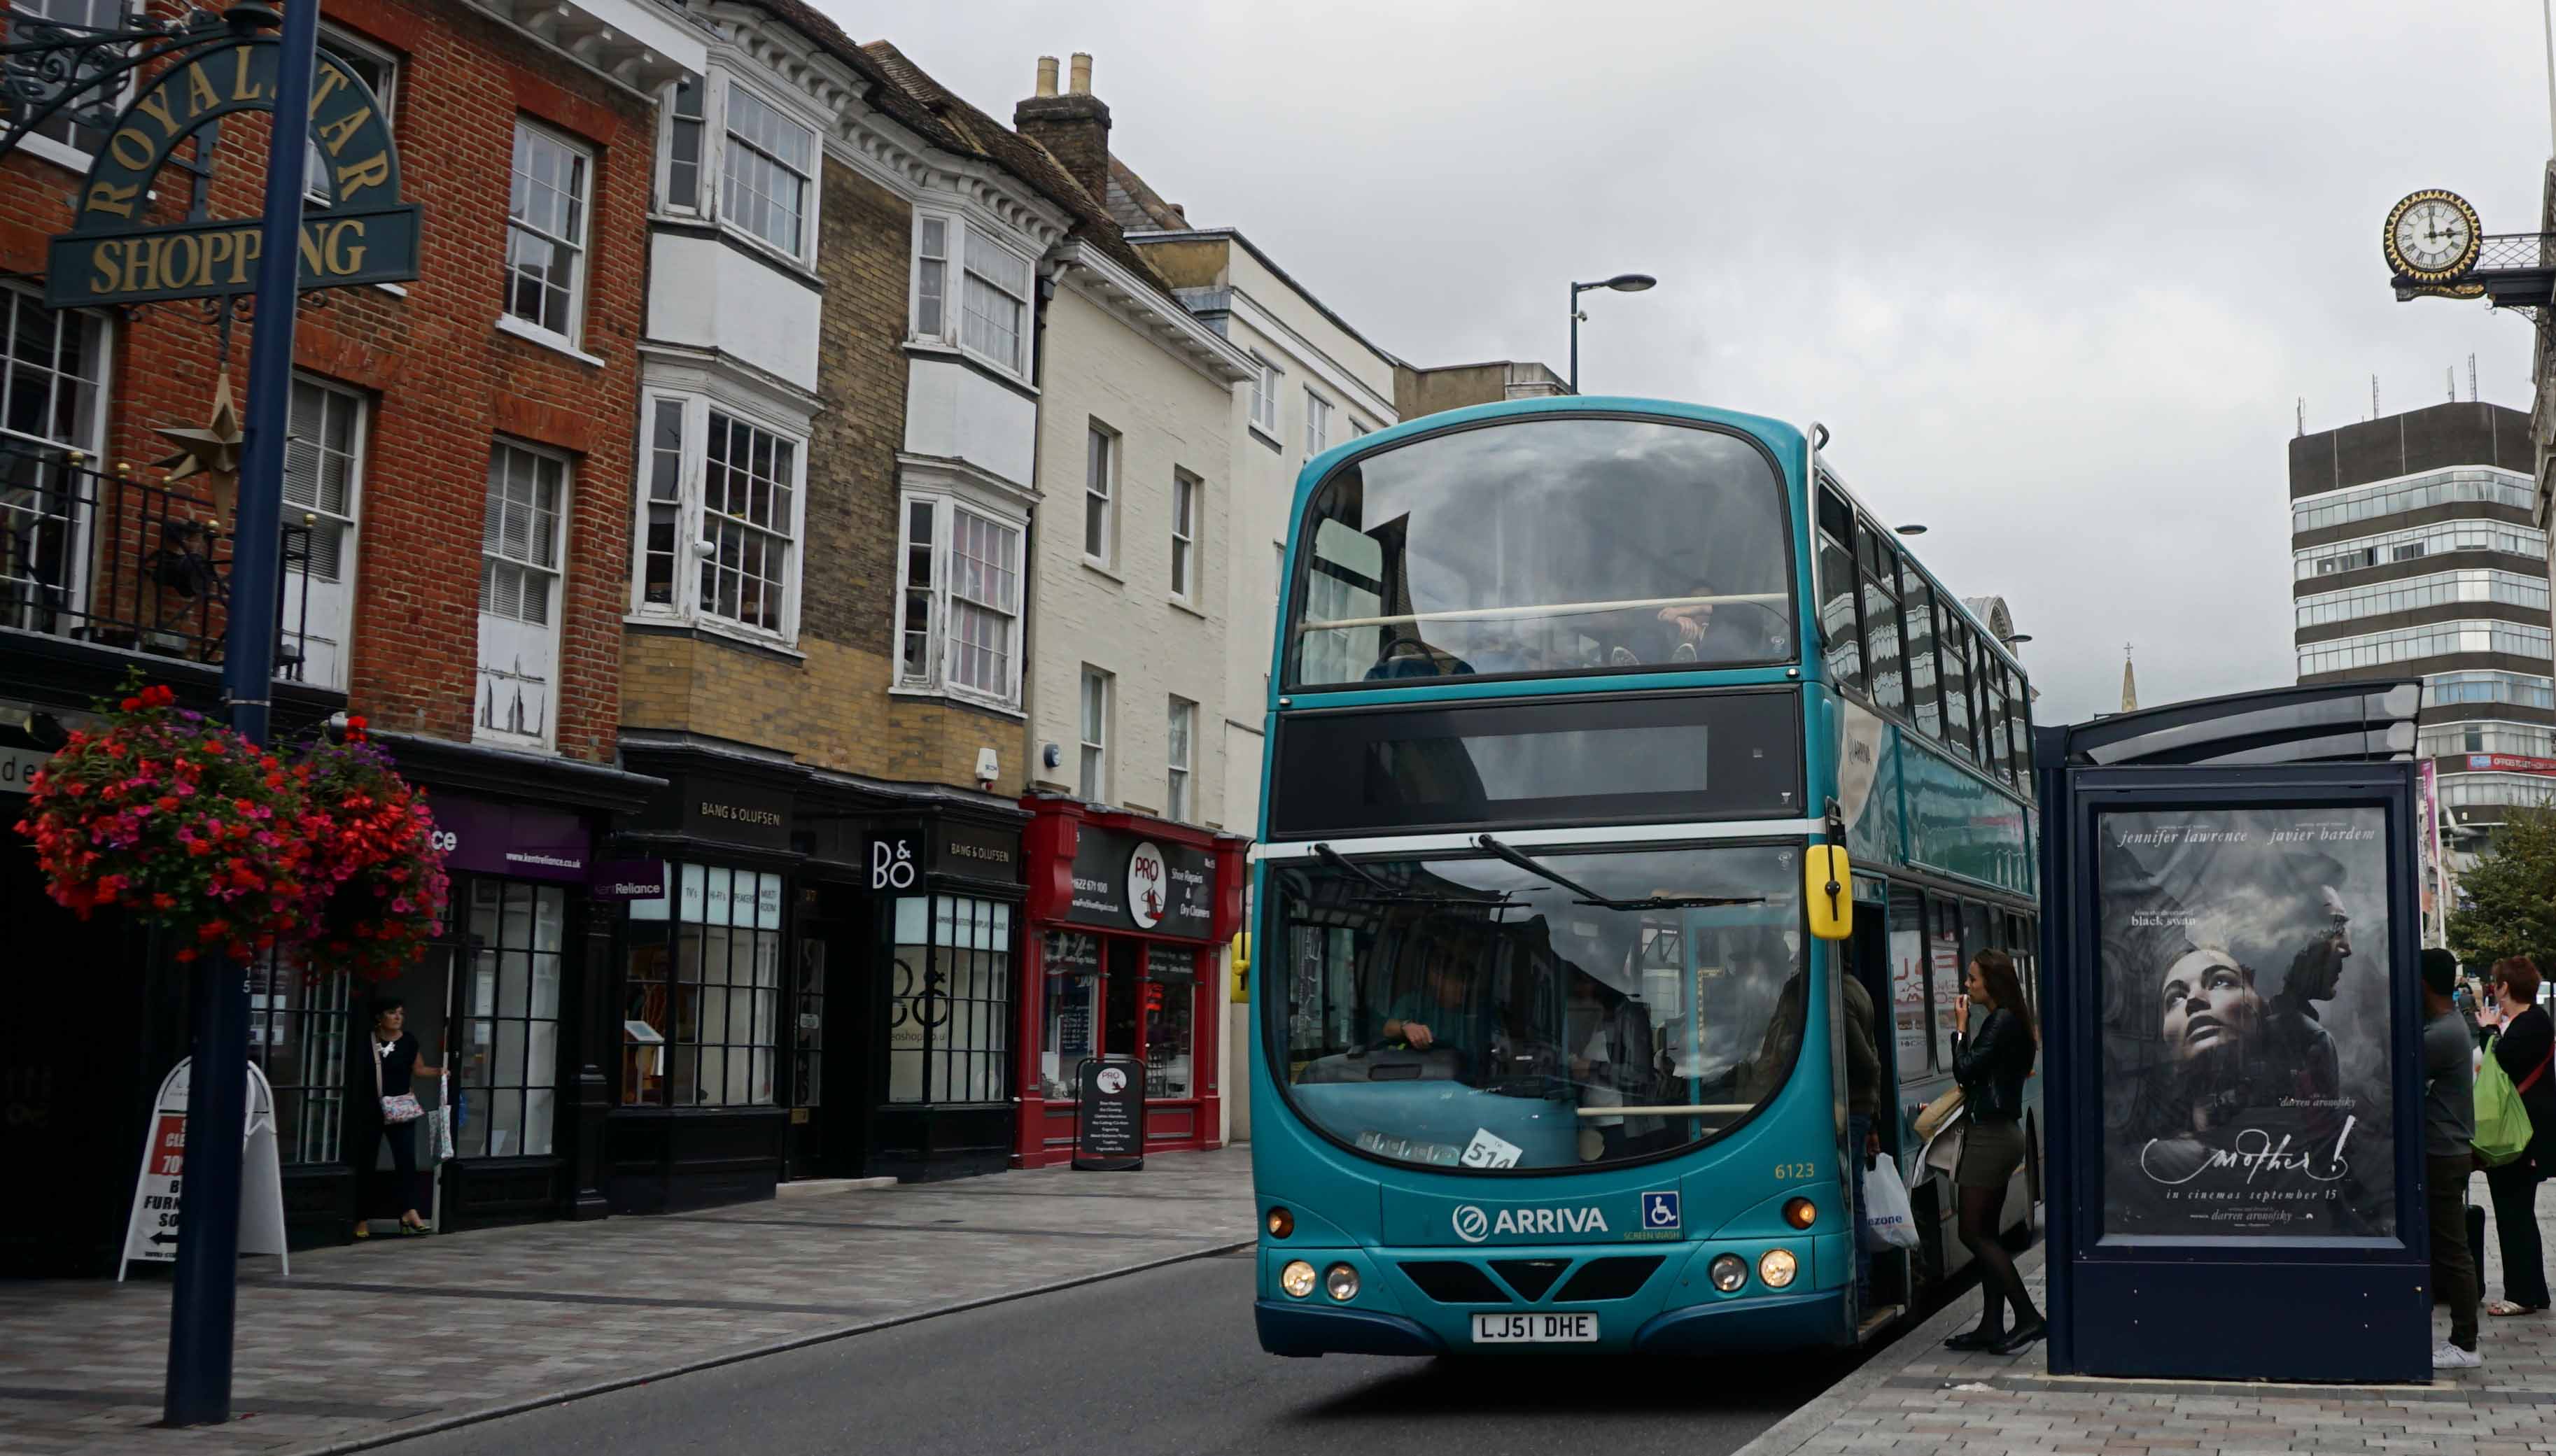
{"left": 2035, "top": 681, "right": 2432, "bottom": 1383}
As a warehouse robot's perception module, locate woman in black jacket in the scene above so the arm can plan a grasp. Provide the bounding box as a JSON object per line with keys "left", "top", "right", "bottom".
{"left": 1945, "top": 949, "right": 2044, "bottom": 1354}
{"left": 2485, "top": 956, "right": 2555, "bottom": 1316}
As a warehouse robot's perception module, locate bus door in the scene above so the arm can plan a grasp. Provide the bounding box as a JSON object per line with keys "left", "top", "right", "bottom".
{"left": 1848, "top": 875, "right": 1907, "bottom": 1308}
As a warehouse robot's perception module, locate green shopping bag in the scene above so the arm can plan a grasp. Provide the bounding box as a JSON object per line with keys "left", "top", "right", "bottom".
{"left": 2476, "top": 1033, "right": 2534, "bottom": 1167}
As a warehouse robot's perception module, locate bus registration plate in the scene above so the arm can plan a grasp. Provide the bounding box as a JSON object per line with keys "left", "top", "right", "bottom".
{"left": 1472, "top": 1312, "right": 1598, "bottom": 1343}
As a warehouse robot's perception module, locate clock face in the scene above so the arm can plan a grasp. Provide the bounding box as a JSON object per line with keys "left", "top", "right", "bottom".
{"left": 2384, "top": 190, "right": 2481, "bottom": 279}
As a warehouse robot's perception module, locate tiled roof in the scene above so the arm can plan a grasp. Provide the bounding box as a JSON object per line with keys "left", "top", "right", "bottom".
{"left": 855, "top": 39, "right": 1177, "bottom": 299}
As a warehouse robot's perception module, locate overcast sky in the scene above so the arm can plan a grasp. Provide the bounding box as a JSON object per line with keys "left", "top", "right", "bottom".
{"left": 830, "top": 0, "right": 2554, "bottom": 725}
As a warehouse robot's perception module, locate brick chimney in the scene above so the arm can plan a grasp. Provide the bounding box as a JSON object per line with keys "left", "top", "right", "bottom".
{"left": 1015, "top": 50, "right": 1111, "bottom": 204}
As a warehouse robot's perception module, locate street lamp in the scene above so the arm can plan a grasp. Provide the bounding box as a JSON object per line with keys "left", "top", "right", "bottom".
{"left": 1569, "top": 272, "right": 1657, "bottom": 393}
{"left": 1895, "top": 523, "right": 1928, "bottom": 536}
{"left": 2002, "top": 633, "right": 2034, "bottom": 648}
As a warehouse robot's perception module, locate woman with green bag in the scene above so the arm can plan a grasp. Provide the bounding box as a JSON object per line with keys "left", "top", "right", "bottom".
{"left": 2482, "top": 958, "right": 2555, "bottom": 1317}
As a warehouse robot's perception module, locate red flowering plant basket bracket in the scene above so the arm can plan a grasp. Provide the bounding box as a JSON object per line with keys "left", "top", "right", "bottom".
{"left": 13, "top": 671, "right": 315, "bottom": 963}
{"left": 295, "top": 714, "right": 450, "bottom": 983}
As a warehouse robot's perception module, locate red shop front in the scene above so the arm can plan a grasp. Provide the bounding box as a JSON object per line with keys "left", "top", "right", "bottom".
{"left": 1016, "top": 796, "right": 1246, "bottom": 1166}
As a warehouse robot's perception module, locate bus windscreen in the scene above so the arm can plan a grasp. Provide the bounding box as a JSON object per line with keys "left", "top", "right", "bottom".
{"left": 1287, "top": 416, "right": 1795, "bottom": 687}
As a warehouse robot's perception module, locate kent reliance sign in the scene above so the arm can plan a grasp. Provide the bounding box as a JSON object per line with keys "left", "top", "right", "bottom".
{"left": 46, "top": 38, "right": 421, "bottom": 309}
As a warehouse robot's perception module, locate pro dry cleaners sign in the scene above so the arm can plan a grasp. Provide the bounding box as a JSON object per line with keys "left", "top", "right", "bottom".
{"left": 47, "top": 39, "right": 421, "bottom": 309}
{"left": 1064, "top": 826, "right": 1213, "bottom": 935}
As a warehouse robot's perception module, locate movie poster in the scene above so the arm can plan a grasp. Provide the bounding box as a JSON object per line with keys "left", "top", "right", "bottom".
{"left": 2097, "top": 806, "right": 2396, "bottom": 1238}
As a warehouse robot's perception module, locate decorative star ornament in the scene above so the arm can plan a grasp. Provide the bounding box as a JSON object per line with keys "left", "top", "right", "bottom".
{"left": 153, "top": 374, "right": 244, "bottom": 485}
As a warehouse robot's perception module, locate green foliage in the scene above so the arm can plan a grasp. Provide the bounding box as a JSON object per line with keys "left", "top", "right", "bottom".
{"left": 2445, "top": 803, "right": 2556, "bottom": 973}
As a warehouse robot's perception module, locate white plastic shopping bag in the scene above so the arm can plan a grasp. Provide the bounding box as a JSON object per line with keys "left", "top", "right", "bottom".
{"left": 1862, "top": 1153, "right": 1920, "bottom": 1252}
{"left": 433, "top": 1071, "right": 455, "bottom": 1160}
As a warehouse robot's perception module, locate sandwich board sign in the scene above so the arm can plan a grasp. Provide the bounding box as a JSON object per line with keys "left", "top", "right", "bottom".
{"left": 118, "top": 1058, "right": 290, "bottom": 1281}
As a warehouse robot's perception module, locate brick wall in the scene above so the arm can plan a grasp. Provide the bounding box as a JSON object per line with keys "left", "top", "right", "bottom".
{"left": 617, "top": 154, "right": 1027, "bottom": 795}
{"left": 0, "top": 0, "right": 653, "bottom": 764}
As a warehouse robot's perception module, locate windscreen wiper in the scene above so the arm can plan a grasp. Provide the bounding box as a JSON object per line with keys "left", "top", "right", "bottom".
{"left": 1472, "top": 833, "right": 1765, "bottom": 912}
{"left": 1313, "top": 843, "right": 1512, "bottom": 907}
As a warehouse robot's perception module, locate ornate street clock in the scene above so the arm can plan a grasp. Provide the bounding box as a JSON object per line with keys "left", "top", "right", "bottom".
{"left": 2383, "top": 190, "right": 2482, "bottom": 282}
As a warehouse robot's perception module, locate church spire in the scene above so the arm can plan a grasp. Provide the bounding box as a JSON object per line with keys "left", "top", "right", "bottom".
{"left": 2120, "top": 643, "right": 2138, "bottom": 713}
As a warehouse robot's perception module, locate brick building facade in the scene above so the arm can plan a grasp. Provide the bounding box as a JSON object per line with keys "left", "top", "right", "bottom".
{"left": 0, "top": 0, "right": 698, "bottom": 1272}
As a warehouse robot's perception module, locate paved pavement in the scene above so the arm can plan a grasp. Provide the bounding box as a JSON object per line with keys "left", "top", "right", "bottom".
{"left": 1736, "top": 1178, "right": 2556, "bottom": 1456}
{"left": 0, "top": 1147, "right": 1251, "bottom": 1456}
{"left": 383, "top": 1250, "right": 1846, "bottom": 1456}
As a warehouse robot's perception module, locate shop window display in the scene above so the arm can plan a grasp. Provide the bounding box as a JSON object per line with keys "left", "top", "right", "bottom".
{"left": 887, "top": 894, "right": 1013, "bottom": 1104}
{"left": 1144, "top": 946, "right": 1195, "bottom": 1098}
{"left": 1041, "top": 929, "right": 1100, "bottom": 1101}
{"left": 246, "top": 948, "right": 349, "bottom": 1166}
{"left": 456, "top": 879, "right": 566, "bottom": 1156}
{"left": 624, "top": 863, "right": 784, "bottom": 1107}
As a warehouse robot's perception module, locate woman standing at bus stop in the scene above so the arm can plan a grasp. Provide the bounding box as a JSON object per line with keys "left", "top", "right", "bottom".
{"left": 1946, "top": 950, "right": 2044, "bottom": 1355}
{"left": 2484, "top": 957, "right": 2554, "bottom": 1317}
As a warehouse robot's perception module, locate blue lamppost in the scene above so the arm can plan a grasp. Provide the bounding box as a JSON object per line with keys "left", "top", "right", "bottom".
{"left": 160, "top": 0, "right": 318, "bottom": 1428}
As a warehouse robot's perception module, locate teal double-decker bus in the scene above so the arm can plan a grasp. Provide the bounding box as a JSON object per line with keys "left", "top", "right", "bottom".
{"left": 1248, "top": 396, "right": 2040, "bottom": 1358}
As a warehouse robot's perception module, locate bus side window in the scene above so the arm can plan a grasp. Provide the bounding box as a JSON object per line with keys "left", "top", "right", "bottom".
{"left": 1900, "top": 563, "right": 1942, "bottom": 742}
{"left": 1816, "top": 485, "right": 1865, "bottom": 698}
{"left": 1857, "top": 521, "right": 1906, "bottom": 714}
{"left": 1888, "top": 884, "right": 1932, "bottom": 1083}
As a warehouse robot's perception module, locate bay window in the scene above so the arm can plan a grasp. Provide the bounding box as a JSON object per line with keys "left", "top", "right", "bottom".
{"left": 629, "top": 392, "right": 806, "bottom": 642}
{"left": 720, "top": 81, "right": 813, "bottom": 257}
{"left": 892, "top": 489, "right": 1025, "bottom": 707}
{"left": 910, "top": 213, "right": 1037, "bottom": 381}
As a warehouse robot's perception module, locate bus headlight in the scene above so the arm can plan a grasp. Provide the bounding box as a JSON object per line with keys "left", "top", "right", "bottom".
{"left": 1266, "top": 1207, "right": 1294, "bottom": 1238}
{"left": 1760, "top": 1248, "right": 1799, "bottom": 1289}
{"left": 1325, "top": 1264, "right": 1361, "bottom": 1301}
{"left": 1708, "top": 1254, "right": 1748, "bottom": 1292}
{"left": 1783, "top": 1197, "right": 1818, "bottom": 1230}
{"left": 1281, "top": 1260, "right": 1319, "bottom": 1299}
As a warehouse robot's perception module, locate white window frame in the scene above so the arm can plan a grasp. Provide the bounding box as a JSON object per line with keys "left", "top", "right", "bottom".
{"left": 908, "top": 211, "right": 1037, "bottom": 383}
{"left": 654, "top": 72, "right": 707, "bottom": 216}
{"left": 503, "top": 118, "right": 593, "bottom": 348}
{"left": 715, "top": 75, "right": 817, "bottom": 264}
{"left": 624, "top": 390, "right": 809, "bottom": 648}
{"left": 309, "top": 27, "right": 398, "bottom": 208}
{"left": 1083, "top": 420, "right": 1117, "bottom": 570}
{"left": 281, "top": 373, "right": 370, "bottom": 693}
{"left": 1170, "top": 469, "right": 1201, "bottom": 605}
{"left": 1304, "top": 390, "right": 1332, "bottom": 456}
{"left": 1249, "top": 356, "right": 1281, "bottom": 437}
{"left": 891, "top": 488, "right": 1027, "bottom": 712}
{"left": 1167, "top": 695, "right": 1196, "bottom": 822}
{"left": 10, "top": 0, "right": 127, "bottom": 174}
{"left": 1079, "top": 666, "right": 1111, "bottom": 803}
{"left": 477, "top": 438, "right": 570, "bottom": 750}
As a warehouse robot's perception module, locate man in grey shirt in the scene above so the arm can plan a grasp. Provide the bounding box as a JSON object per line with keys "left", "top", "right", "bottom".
{"left": 2423, "top": 947, "right": 2480, "bottom": 1369}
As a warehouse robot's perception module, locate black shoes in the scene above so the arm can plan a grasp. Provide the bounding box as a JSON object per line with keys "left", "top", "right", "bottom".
{"left": 1944, "top": 1327, "right": 2002, "bottom": 1351}
{"left": 1990, "top": 1318, "right": 2047, "bottom": 1356}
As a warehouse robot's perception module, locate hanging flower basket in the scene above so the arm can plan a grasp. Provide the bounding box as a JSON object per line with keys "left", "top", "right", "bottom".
{"left": 297, "top": 716, "right": 449, "bottom": 982}
{"left": 12, "top": 676, "right": 317, "bottom": 962}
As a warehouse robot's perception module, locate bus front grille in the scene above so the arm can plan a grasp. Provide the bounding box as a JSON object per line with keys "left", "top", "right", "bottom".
{"left": 1489, "top": 1258, "right": 1571, "bottom": 1301}
{"left": 1398, "top": 1261, "right": 1509, "bottom": 1303}
{"left": 1554, "top": 1254, "right": 1666, "bottom": 1301}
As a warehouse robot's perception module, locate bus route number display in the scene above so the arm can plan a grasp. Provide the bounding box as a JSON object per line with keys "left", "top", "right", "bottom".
{"left": 1074, "top": 1054, "right": 1146, "bottom": 1171}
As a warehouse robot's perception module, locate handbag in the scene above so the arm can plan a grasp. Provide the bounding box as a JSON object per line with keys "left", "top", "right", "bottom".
{"left": 1914, "top": 1084, "right": 1965, "bottom": 1142}
{"left": 1920, "top": 1114, "right": 1968, "bottom": 1178}
{"left": 374, "top": 1037, "right": 423, "bottom": 1125}
{"left": 2476, "top": 1031, "right": 2535, "bottom": 1167}
{"left": 1861, "top": 1153, "right": 1922, "bottom": 1252}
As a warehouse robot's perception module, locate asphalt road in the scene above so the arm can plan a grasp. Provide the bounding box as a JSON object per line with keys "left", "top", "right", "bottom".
{"left": 383, "top": 1250, "right": 1872, "bottom": 1456}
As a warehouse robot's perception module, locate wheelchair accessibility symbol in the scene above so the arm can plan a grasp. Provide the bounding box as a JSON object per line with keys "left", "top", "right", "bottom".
{"left": 1640, "top": 1192, "right": 1680, "bottom": 1230}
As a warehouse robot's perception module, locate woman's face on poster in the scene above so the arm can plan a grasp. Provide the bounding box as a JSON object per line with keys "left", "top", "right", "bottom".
{"left": 2159, "top": 952, "right": 2261, "bottom": 1061}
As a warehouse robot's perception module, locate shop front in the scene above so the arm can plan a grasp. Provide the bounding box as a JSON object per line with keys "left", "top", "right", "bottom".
{"left": 606, "top": 744, "right": 802, "bottom": 1213}
{"left": 808, "top": 784, "right": 1030, "bottom": 1183}
{"left": 1016, "top": 796, "right": 1245, "bottom": 1167}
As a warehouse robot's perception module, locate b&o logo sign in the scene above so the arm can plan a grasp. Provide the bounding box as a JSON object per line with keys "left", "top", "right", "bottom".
{"left": 871, "top": 837, "right": 917, "bottom": 891}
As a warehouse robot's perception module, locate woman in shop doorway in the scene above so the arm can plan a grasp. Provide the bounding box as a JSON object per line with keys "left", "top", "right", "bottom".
{"left": 351, "top": 996, "right": 442, "bottom": 1238}
{"left": 2484, "top": 957, "right": 2555, "bottom": 1317}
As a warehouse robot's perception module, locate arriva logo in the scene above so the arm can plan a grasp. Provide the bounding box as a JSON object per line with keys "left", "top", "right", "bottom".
{"left": 1451, "top": 1203, "right": 1610, "bottom": 1243}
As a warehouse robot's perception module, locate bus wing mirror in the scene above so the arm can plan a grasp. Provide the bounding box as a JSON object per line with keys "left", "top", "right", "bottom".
{"left": 1805, "top": 847, "right": 1853, "bottom": 941}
